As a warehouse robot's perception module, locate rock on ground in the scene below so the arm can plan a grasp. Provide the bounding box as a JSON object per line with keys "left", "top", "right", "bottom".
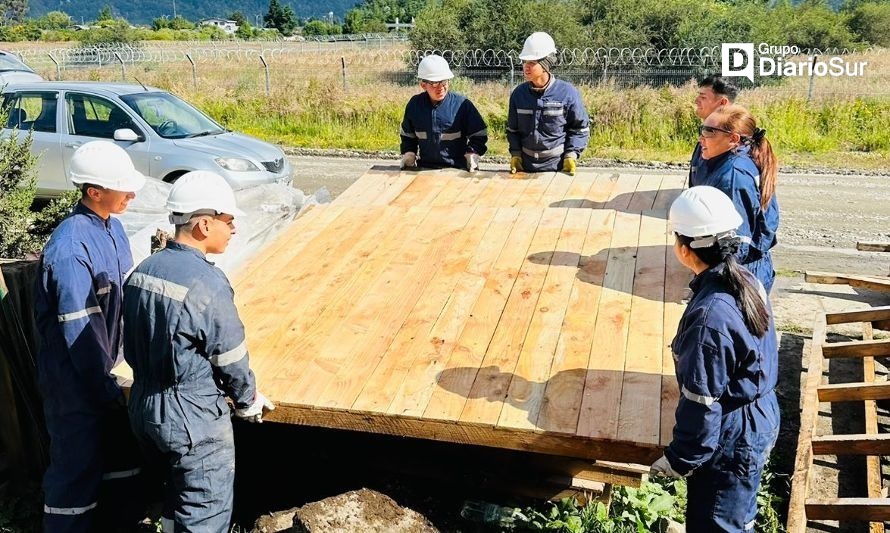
{"left": 252, "top": 488, "right": 438, "bottom": 533}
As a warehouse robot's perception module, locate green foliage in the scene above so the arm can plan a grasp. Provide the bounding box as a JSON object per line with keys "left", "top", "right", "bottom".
{"left": 152, "top": 15, "right": 196, "bottom": 30}
{"left": 0, "top": 0, "right": 28, "bottom": 24}
{"left": 264, "top": 0, "right": 298, "bottom": 36}
{"left": 302, "top": 19, "right": 343, "bottom": 35}
{"left": 34, "top": 10, "right": 72, "bottom": 29}
{"left": 343, "top": 0, "right": 425, "bottom": 33}
{"left": 77, "top": 18, "right": 140, "bottom": 45}
{"left": 847, "top": 1, "right": 890, "bottom": 46}
{"left": 96, "top": 4, "right": 113, "bottom": 21}
{"left": 0, "top": 20, "right": 42, "bottom": 41}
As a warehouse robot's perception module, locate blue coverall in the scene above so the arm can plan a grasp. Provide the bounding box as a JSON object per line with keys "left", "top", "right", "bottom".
{"left": 688, "top": 143, "right": 706, "bottom": 186}
{"left": 506, "top": 77, "right": 590, "bottom": 173}
{"left": 666, "top": 265, "right": 780, "bottom": 532}
{"left": 123, "top": 241, "right": 257, "bottom": 532}
{"left": 694, "top": 150, "right": 780, "bottom": 293}
{"left": 399, "top": 91, "right": 488, "bottom": 169}
{"left": 35, "top": 202, "right": 143, "bottom": 532}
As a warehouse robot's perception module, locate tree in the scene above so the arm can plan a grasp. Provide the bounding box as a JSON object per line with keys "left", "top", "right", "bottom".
{"left": 0, "top": 0, "right": 28, "bottom": 24}
{"left": 847, "top": 2, "right": 890, "bottom": 46}
{"left": 302, "top": 19, "right": 343, "bottom": 35}
{"left": 229, "top": 11, "right": 247, "bottom": 27}
{"left": 96, "top": 5, "right": 113, "bottom": 22}
{"left": 264, "top": 0, "right": 297, "bottom": 36}
{"left": 36, "top": 10, "right": 72, "bottom": 30}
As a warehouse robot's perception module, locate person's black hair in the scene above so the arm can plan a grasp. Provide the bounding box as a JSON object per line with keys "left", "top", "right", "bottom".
{"left": 698, "top": 74, "right": 739, "bottom": 103}
{"left": 677, "top": 233, "right": 769, "bottom": 337}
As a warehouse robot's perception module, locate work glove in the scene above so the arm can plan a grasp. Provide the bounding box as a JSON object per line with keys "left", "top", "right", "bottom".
{"left": 649, "top": 455, "right": 684, "bottom": 479}
{"left": 235, "top": 391, "right": 275, "bottom": 423}
{"left": 562, "top": 154, "right": 577, "bottom": 176}
{"left": 510, "top": 155, "right": 524, "bottom": 174}
{"left": 401, "top": 152, "right": 417, "bottom": 170}
{"left": 465, "top": 153, "right": 479, "bottom": 173}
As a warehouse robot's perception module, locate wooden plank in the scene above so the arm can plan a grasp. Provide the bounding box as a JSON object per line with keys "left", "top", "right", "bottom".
{"left": 292, "top": 206, "right": 477, "bottom": 407}
{"left": 786, "top": 313, "right": 827, "bottom": 533}
{"left": 857, "top": 242, "right": 890, "bottom": 253}
{"left": 488, "top": 177, "right": 531, "bottom": 208}
{"left": 349, "top": 206, "right": 497, "bottom": 413}
{"left": 651, "top": 174, "right": 687, "bottom": 211}
{"left": 536, "top": 210, "right": 615, "bottom": 434}
{"left": 817, "top": 381, "right": 890, "bottom": 402}
{"left": 825, "top": 306, "right": 890, "bottom": 325}
{"left": 805, "top": 271, "right": 890, "bottom": 293}
{"left": 472, "top": 177, "right": 512, "bottom": 207}
{"left": 331, "top": 168, "right": 406, "bottom": 206}
{"left": 460, "top": 208, "right": 568, "bottom": 426}
{"left": 660, "top": 209, "right": 687, "bottom": 447}
{"left": 429, "top": 175, "right": 474, "bottom": 207}
{"left": 603, "top": 174, "right": 642, "bottom": 211}
{"left": 822, "top": 339, "right": 890, "bottom": 358}
{"left": 861, "top": 323, "right": 884, "bottom": 533}
{"left": 254, "top": 205, "right": 433, "bottom": 386}
{"left": 390, "top": 173, "right": 452, "bottom": 207}
{"left": 453, "top": 176, "right": 493, "bottom": 206}
{"left": 264, "top": 403, "right": 663, "bottom": 465}
{"left": 515, "top": 174, "right": 556, "bottom": 208}
{"left": 805, "top": 499, "right": 890, "bottom": 521}
{"left": 625, "top": 175, "right": 664, "bottom": 213}
{"left": 811, "top": 434, "right": 890, "bottom": 455}
{"left": 577, "top": 211, "right": 641, "bottom": 440}
{"left": 524, "top": 456, "right": 645, "bottom": 488}
{"left": 539, "top": 173, "right": 575, "bottom": 206}
{"left": 583, "top": 172, "right": 620, "bottom": 208}
{"left": 498, "top": 208, "right": 590, "bottom": 430}
{"left": 555, "top": 174, "right": 596, "bottom": 208}
{"left": 380, "top": 208, "right": 521, "bottom": 417}
{"left": 370, "top": 173, "right": 422, "bottom": 206}
{"left": 617, "top": 212, "right": 666, "bottom": 445}
{"left": 423, "top": 209, "right": 544, "bottom": 421}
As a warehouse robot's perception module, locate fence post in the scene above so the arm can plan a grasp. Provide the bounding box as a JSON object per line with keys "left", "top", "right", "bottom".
{"left": 341, "top": 56, "right": 347, "bottom": 91}
{"left": 807, "top": 55, "right": 818, "bottom": 102}
{"left": 259, "top": 54, "right": 270, "bottom": 96}
{"left": 603, "top": 56, "right": 609, "bottom": 84}
{"left": 114, "top": 51, "right": 125, "bottom": 81}
{"left": 48, "top": 53, "right": 61, "bottom": 80}
{"left": 185, "top": 53, "right": 197, "bottom": 92}
{"left": 508, "top": 55, "right": 514, "bottom": 87}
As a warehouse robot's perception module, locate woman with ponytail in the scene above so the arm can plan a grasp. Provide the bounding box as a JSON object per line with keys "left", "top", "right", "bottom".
{"left": 696, "top": 104, "right": 780, "bottom": 293}
{"left": 650, "top": 186, "right": 780, "bottom": 532}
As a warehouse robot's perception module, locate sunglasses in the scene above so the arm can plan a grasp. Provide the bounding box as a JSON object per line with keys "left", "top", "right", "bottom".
{"left": 698, "top": 124, "right": 733, "bottom": 137}
{"left": 421, "top": 79, "right": 449, "bottom": 88}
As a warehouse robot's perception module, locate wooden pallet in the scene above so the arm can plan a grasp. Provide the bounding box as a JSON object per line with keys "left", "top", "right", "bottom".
{"left": 787, "top": 306, "right": 890, "bottom": 532}
{"left": 229, "top": 167, "right": 689, "bottom": 468}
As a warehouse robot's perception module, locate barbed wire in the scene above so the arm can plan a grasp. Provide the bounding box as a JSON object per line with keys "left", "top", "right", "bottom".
{"left": 12, "top": 44, "right": 873, "bottom": 69}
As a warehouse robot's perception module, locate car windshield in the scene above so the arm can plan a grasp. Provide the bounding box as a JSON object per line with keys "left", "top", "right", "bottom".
{"left": 0, "top": 53, "right": 34, "bottom": 73}
{"left": 120, "top": 91, "right": 225, "bottom": 139}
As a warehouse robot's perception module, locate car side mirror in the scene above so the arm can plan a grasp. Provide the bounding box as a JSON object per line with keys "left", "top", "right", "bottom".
{"left": 114, "top": 128, "right": 142, "bottom": 142}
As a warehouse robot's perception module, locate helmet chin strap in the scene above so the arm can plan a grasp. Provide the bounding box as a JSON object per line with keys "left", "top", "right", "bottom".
{"left": 169, "top": 209, "right": 218, "bottom": 225}
{"left": 690, "top": 230, "right": 737, "bottom": 249}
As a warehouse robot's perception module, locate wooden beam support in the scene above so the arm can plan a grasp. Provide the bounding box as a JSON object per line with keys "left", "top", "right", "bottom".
{"left": 805, "top": 271, "right": 890, "bottom": 293}
{"left": 811, "top": 434, "right": 890, "bottom": 456}
{"left": 825, "top": 305, "right": 890, "bottom": 325}
{"left": 806, "top": 499, "right": 890, "bottom": 521}
{"left": 857, "top": 242, "right": 890, "bottom": 253}
{"left": 861, "top": 323, "right": 885, "bottom": 533}
{"left": 822, "top": 339, "right": 890, "bottom": 359}
{"left": 817, "top": 381, "right": 890, "bottom": 402}
{"left": 786, "top": 313, "right": 827, "bottom": 533}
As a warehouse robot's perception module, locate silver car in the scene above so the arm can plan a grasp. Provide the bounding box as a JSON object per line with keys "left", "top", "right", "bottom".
{"left": 0, "top": 51, "right": 44, "bottom": 85}
{"left": 2, "top": 82, "right": 292, "bottom": 196}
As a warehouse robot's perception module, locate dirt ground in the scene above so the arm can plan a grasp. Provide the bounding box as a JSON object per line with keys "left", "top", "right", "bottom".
{"left": 250, "top": 157, "right": 890, "bottom": 532}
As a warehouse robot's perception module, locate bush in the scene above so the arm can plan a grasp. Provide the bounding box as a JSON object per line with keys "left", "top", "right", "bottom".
{"left": 847, "top": 2, "right": 890, "bottom": 46}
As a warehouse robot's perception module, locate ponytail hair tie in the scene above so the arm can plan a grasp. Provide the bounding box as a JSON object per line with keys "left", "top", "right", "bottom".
{"left": 753, "top": 128, "right": 766, "bottom": 142}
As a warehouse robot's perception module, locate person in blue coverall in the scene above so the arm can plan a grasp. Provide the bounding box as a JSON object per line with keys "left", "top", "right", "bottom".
{"left": 400, "top": 54, "right": 488, "bottom": 172}
{"left": 123, "top": 170, "right": 274, "bottom": 532}
{"left": 35, "top": 141, "right": 147, "bottom": 532}
{"left": 689, "top": 75, "right": 739, "bottom": 186}
{"left": 651, "top": 186, "right": 780, "bottom": 532}
{"left": 695, "top": 104, "right": 780, "bottom": 292}
{"left": 507, "top": 32, "right": 589, "bottom": 175}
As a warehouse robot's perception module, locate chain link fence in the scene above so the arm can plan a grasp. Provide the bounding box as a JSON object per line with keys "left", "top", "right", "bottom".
{"left": 9, "top": 43, "right": 888, "bottom": 100}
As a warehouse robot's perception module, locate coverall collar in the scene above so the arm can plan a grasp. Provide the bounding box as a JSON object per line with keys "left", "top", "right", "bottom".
{"left": 689, "top": 263, "right": 725, "bottom": 294}
{"left": 74, "top": 201, "right": 113, "bottom": 228}
{"left": 166, "top": 240, "right": 214, "bottom": 264}
{"left": 703, "top": 149, "right": 731, "bottom": 172}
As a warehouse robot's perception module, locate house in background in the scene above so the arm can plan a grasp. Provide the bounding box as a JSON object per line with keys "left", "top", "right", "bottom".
{"left": 200, "top": 18, "right": 238, "bottom": 34}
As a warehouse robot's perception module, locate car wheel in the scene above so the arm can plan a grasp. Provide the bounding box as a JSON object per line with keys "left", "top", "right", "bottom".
{"left": 163, "top": 171, "right": 188, "bottom": 184}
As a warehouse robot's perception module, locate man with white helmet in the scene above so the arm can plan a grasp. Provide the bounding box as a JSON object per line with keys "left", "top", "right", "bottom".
{"left": 35, "top": 140, "right": 147, "bottom": 532}
{"left": 507, "top": 32, "right": 590, "bottom": 175}
{"left": 400, "top": 54, "right": 488, "bottom": 172}
{"left": 122, "top": 170, "right": 273, "bottom": 531}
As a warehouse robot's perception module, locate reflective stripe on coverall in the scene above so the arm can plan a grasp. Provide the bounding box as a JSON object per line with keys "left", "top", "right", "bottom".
{"left": 123, "top": 241, "right": 256, "bottom": 532}
{"left": 666, "top": 265, "right": 780, "bottom": 532}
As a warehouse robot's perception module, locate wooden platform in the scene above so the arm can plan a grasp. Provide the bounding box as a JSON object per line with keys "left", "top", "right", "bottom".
{"left": 233, "top": 167, "right": 690, "bottom": 465}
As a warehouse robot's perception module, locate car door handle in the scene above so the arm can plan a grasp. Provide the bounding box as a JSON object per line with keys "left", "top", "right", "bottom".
{"left": 65, "top": 142, "right": 82, "bottom": 148}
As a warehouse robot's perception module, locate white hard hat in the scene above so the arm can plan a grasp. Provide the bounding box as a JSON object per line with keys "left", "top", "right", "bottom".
{"left": 166, "top": 170, "right": 244, "bottom": 225}
{"left": 69, "top": 140, "right": 146, "bottom": 193}
{"left": 519, "top": 32, "right": 557, "bottom": 61}
{"left": 417, "top": 54, "right": 454, "bottom": 82}
{"left": 669, "top": 186, "right": 742, "bottom": 239}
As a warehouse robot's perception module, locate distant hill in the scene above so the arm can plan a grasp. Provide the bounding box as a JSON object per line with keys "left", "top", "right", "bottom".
{"left": 28, "top": 0, "right": 360, "bottom": 25}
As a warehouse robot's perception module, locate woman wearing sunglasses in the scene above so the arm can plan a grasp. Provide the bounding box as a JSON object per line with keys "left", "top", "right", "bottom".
{"left": 695, "top": 104, "right": 780, "bottom": 293}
